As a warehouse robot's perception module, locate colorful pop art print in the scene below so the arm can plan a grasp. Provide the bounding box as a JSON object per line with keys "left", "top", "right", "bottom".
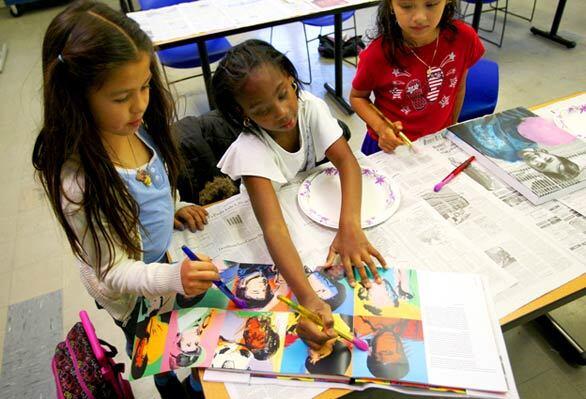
{"left": 222, "top": 261, "right": 292, "bottom": 312}
{"left": 353, "top": 316, "right": 427, "bottom": 384}
{"left": 302, "top": 266, "right": 354, "bottom": 315}
{"left": 354, "top": 268, "right": 421, "bottom": 320}
{"left": 211, "top": 311, "right": 288, "bottom": 372}
{"left": 281, "top": 313, "right": 354, "bottom": 377}
{"left": 130, "top": 312, "right": 172, "bottom": 380}
{"left": 134, "top": 291, "right": 229, "bottom": 327}
{"left": 164, "top": 308, "right": 225, "bottom": 372}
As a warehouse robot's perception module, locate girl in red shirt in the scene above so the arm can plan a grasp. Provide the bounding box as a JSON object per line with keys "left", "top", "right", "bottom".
{"left": 350, "top": 0, "right": 485, "bottom": 154}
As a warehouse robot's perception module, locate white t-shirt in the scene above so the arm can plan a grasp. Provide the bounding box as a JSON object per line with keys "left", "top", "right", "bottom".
{"left": 218, "top": 91, "right": 343, "bottom": 184}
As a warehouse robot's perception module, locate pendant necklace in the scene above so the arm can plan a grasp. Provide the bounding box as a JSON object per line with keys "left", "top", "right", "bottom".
{"left": 128, "top": 136, "right": 152, "bottom": 187}
{"left": 409, "top": 35, "right": 440, "bottom": 77}
{"left": 108, "top": 136, "right": 152, "bottom": 187}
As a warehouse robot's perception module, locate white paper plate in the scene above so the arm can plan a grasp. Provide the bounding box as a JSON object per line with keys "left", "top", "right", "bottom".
{"left": 297, "top": 167, "right": 400, "bottom": 229}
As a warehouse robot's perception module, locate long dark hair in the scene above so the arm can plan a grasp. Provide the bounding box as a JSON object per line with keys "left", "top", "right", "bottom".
{"left": 32, "top": 0, "right": 180, "bottom": 279}
{"left": 369, "top": 0, "right": 457, "bottom": 67}
{"left": 212, "top": 39, "right": 302, "bottom": 131}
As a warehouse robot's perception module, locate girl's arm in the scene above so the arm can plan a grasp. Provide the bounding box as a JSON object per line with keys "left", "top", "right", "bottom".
{"left": 451, "top": 70, "right": 468, "bottom": 124}
{"left": 349, "top": 88, "right": 404, "bottom": 152}
{"left": 174, "top": 191, "right": 208, "bottom": 232}
{"left": 324, "top": 137, "right": 386, "bottom": 288}
{"left": 243, "top": 175, "right": 336, "bottom": 346}
{"left": 62, "top": 173, "right": 218, "bottom": 298}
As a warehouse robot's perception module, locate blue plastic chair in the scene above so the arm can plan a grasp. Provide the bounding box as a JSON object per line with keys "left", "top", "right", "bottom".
{"left": 138, "top": 0, "right": 232, "bottom": 87}
{"left": 458, "top": 58, "right": 499, "bottom": 123}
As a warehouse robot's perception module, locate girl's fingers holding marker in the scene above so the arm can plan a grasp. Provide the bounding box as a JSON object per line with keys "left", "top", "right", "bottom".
{"left": 296, "top": 320, "right": 330, "bottom": 350}
{"left": 191, "top": 270, "right": 221, "bottom": 282}
{"left": 196, "top": 252, "right": 212, "bottom": 262}
{"left": 393, "top": 121, "right": 404, "bottom": 132}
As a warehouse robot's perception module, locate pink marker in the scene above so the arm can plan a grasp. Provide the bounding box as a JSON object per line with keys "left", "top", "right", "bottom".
{"left": 434, "top": 156, "right": 475, "bottom": 192}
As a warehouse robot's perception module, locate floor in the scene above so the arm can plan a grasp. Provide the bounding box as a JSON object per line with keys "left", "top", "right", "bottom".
{"left": 0, "top": 0, "right": 584, "bottom": 398}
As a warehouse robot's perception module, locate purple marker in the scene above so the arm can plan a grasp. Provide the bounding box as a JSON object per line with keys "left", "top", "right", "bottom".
{"left": 181, "top": 245, "right": 248, "bottom": 309}
{"left": 434, "top": 156, "right": 475, "bottom": 192}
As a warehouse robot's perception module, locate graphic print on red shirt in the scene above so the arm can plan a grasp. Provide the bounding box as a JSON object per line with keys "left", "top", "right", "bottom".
{"left": 352, "top": 20, "right": 485, "bottom": 142}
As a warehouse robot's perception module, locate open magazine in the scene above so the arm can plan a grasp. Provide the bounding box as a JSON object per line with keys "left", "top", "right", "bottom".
{"left": 446, "top": 107, "right": 586, "bottom": 205}
{"left": 129, "top": 262, "right": 512, "bottom": 398}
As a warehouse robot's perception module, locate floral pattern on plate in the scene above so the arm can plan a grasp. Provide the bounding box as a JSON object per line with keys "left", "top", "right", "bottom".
{"left": 297, "top": 167, "right": 400, "bottom": 229}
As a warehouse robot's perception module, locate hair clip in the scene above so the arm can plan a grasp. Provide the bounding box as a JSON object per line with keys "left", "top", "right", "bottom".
{"left": 57, "top": 54, "right": 65, "bottom": 64}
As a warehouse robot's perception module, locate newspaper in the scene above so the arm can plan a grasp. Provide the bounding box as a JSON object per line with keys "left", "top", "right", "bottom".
{"left": 170, "top": 137, "right": 583, "bottom": 321}
{"left": 423, "top": 135, "right": 586, "bottom": 260}
{"left": 170, "top": 194, "right": 272, "bottom": 264}
{"left": 128, "top": 0, "right": 322, "bottom": 44}
{"left": 417, "top": 136, "right": 585, "bottom": 317}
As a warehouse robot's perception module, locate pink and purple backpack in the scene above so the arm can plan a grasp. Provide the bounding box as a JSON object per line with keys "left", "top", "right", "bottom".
{"left": 52, "top": 310, "right": 134, "bottom": 398}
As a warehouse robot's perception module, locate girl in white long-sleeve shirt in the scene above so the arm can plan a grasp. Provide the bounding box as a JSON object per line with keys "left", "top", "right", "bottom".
{"left": 32, "top": 2, "right": 214, "bottom": 396}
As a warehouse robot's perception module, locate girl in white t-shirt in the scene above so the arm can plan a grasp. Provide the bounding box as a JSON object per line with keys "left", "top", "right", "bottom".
{"left": 213, "top": 40, "right": 387, "bottom": 349}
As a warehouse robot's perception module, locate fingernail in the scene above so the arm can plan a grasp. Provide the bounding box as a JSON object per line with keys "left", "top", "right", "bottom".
{"left": 376, "top": 277, "right": 382, "bottom": 284}
{"left": 349, "top": 280, "right": 356, "bottom": 287}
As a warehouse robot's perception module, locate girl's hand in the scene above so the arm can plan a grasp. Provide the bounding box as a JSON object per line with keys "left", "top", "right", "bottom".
{"left": 325, "top": 224, "right": 386, "bottom": 288}
{"left": 174, "top": 205, "right": 208, "bottom": 232}
{"left": 377, "top": 121, "right": 404, "bottom": 153}
{"left": 295, "top": 296, "right": 337, "bottom": 351}
{"left": 180, "top": 254, "right": 220, "bottom": 296}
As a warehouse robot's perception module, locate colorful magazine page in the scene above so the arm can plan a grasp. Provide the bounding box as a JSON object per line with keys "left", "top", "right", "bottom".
{"left": 130, "top": 312, "right": 172, "bottom": 380}
{"left": 354, "top": 267, "right": 421, "bottom": 320}
{"left": 280, "top": 313, "right": 354, "bottom": 378}
{"left": 447, "top": 107, "right": 586, "bottom": 204}
{"left": 298, "top": 265, "right": 355, "bottom": 315}
{"left": 210, "top": 311, "right": 288, "bottom": 372}
{"left": 222, "top": 261, "right": 293, "bottom": 312}
{"left": 131, "top": 307, "right": 226, "bottom": 379}
{"left": 165, "top": 308, "right": 225, "bottom": 372}
{"left": 130, "top": 264, "right": 510, "bottom": 395}
{"left": 353, "top": 316, "right": 427, "bottom": 384}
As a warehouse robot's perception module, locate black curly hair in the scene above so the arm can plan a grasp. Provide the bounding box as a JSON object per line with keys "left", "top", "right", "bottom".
{"left": 212, "top": 39, "right": 302, "bottom": 131}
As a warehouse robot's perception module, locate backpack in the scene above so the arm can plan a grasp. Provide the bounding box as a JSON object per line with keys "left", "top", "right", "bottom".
{"left": 52, "top": 310, "right": 134, "bottom": 399}
{"left": 317, "top": 34, "right": 365, "bottom": 59}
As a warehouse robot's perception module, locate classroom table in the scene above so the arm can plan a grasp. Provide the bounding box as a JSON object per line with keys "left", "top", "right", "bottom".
{"left": 128, "top": 0, "right": 378, "bottom": 114}
{"left": 192, "top": 92, "right": 586, "bottom": 398}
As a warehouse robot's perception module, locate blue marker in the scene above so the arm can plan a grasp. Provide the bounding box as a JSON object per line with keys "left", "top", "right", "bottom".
{"left": 180, "top": 245, "right": 248, "bottom": 309}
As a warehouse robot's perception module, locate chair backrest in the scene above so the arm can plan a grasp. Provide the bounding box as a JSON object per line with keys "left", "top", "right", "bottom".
{"left": 458, "top": 58, "right": 499, "bottom": 122}
{"left": 139, "top": 0, "right": 191, "bottom": 11}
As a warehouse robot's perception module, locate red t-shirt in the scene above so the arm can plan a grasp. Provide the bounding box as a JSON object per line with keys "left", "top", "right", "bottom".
{"left": 352, "top": 20, "right": 485, "bottom": 142}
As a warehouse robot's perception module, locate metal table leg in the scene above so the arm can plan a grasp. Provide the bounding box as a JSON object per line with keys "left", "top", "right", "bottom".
{"left": 530, "top": 0, "right": 576, "bottom": 48}
{"left": 197, "top": 40, "right": 215, "bottom": 110}
{"left": 324, "top": 12, "right": 354, "bottom": 115}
